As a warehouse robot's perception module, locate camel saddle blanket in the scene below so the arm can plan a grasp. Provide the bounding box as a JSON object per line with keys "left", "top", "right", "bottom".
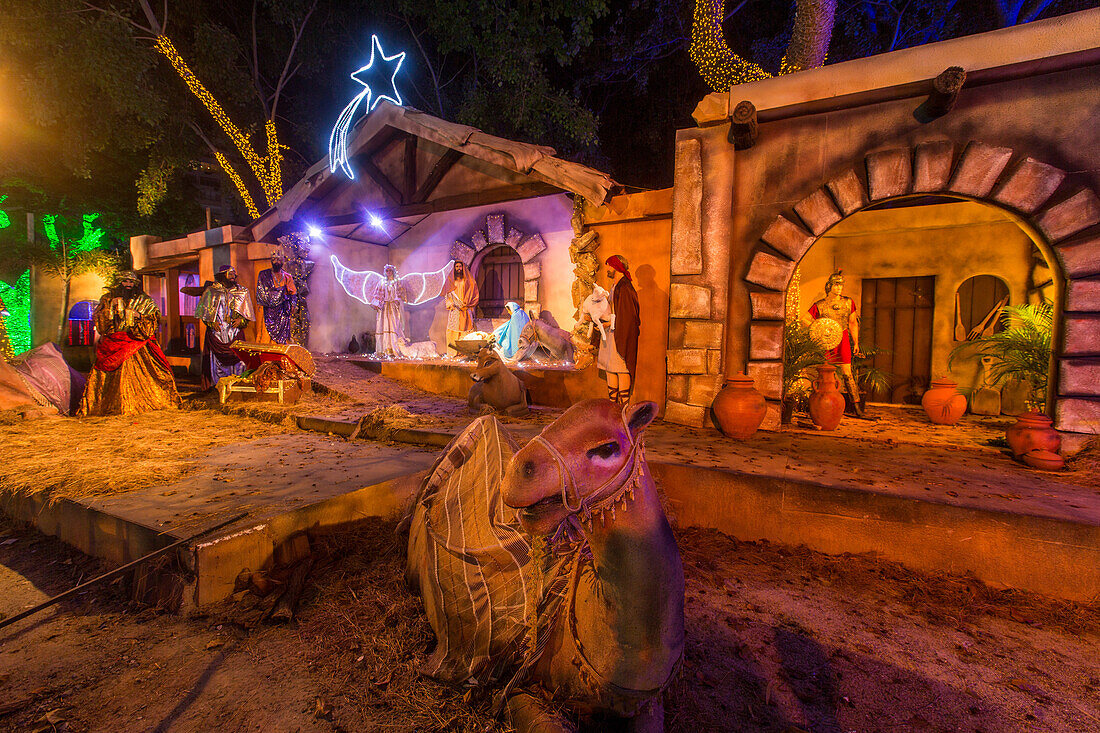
{"left": 406, "top": 416, "right": 532, "bottom": 685}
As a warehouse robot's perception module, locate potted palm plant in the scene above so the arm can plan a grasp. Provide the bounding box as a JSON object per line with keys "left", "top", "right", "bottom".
{"left": 950, "top": 302, "right": 1052, "bottom": 410}
{"left": 781, "top": 319, "right": 824, "bottom": 423}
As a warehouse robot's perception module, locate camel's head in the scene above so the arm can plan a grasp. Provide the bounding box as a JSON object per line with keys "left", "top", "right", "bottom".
{"left": 502, "top": 399, "right": 658, "bottom": 535}
{"left": 470, "top": 347, "right": 506, "bottom": 383}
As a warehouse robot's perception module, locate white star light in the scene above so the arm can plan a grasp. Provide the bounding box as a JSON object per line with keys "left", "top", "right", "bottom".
{"left": 328, "top": 34, "right": 406, "bottom": 179}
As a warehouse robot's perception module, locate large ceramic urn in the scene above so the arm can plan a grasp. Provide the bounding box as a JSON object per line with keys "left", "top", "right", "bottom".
{"left": 1006, "top": 411, "right": 1062, "bottom": 459}
{"left": 808, "top": 365, "right": 845, "bottom": 431}
{"left": 921, "top": 378, "right": 968, "bottom": 425}
{"left": 712, "top": 372, "right": 767, "bottom": 440}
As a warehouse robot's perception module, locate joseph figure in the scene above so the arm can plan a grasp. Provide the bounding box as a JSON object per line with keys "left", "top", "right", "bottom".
{"left": 444, "top": 261, "right": 479, "bottom": 353}
{"left": 198, "top": 265, "right": 255, "bottom": 390}
{"left": 79, "top": 271, "right": 180, "bottom": 416}
{"left": 596, "top": 255, "right": 640, "bottom": 405}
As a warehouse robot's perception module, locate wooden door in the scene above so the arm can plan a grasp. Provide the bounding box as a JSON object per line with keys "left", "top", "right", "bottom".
{"left": 859, "top": 276, "right": 935, "bottom": 403}
{"left": 476, "top": 246, "right": 523, "bottom": 319}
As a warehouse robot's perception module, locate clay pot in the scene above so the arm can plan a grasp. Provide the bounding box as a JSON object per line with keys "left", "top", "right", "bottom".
{"left": 921, "top": 378, "right": 968, "bottom": 425}
{"left": 808, "top": 365, "right": 845, "bottom": 431}
{"left": 1006, "top": 411, "right": 1061, "bottom": 459}
{"left": 1022, "top": 449, "right": 1065, "bottom": 471}
{"left": 712, "top": 372, "right": 767, "bottom": 440}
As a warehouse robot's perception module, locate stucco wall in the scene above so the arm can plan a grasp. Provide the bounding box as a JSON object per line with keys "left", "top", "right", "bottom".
{"left": 585, "top": 189, "right": 674, "bottom": 408}
{"left": 386, "top": 193, "right": 576, "bottom": 348}
{"left": 797, "top": 201, "right": 1044, "bottom": 393}
{"left": 302, "top": 237, "right": 389, "bottom": 354}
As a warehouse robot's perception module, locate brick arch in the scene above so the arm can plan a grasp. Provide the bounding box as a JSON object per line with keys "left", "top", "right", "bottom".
{"left": 449, "top": 213, "right": 547, "bottom": 315}
{"left": 743, "top": 140, "right": 1100, "bottom": 437}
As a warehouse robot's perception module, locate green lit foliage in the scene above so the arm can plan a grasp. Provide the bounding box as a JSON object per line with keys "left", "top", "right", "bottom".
{"left": 951, "top": 302, "right": 1053, "bottom": 410}
{"left": 0, "top": 270, "right": 32, "bottom": 357}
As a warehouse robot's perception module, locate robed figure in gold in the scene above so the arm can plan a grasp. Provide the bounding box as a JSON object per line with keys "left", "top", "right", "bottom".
{"left": 79, "top": 271, "right": 181, "bottom": 416}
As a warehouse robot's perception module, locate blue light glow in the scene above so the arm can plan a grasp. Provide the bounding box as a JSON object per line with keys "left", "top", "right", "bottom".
{"left": 307, "top": 225, "right": 323, "bottom": 238}
{"left": 328, "top": 34, "right": 406, "bottom": 179}
{"left": 368, "top": 213, "right": 385, "bottom": 230}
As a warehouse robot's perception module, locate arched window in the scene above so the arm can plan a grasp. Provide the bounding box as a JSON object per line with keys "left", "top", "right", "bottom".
{"left": 476, "top": 246, "right": 523, "bottom": 319}
{"left": 67, "top": 300, "right": 97, "bottom": 346}
{"left": 955, "top": 275, "right": 1010, "bottom": 341}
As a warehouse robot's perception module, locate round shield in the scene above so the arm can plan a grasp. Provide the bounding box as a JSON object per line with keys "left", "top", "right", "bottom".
{"left": 809, "top": 318, "right": 843, "bottom": 351}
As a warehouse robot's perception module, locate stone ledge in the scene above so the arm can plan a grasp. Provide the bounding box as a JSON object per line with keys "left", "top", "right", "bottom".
{"left": 1065, "top": 278, "right": 1100, "bottom": 313}
{"left": 750, "top": 291, "right": 786, "bottom": 320}
{"left": 670, "top": 283, "right": 712, "bottom": 319}
{"left": 866, "top": 148, "right": 912, "bottom": 200}
{"left": 683, "top": 320, "right": 724, "bottom": 349}
{"left": 667, "top": 349, "right": 708, "bottom": 375}
{"left": 992, "top": 157, "right": 1066, "bottom": 214}
{"left": 1054, "top": 397, "right": 1100, "bottom": 435}
{"left": 1037, "top": 190, "right": 1100, "bottom": 243}
{"left": 750, "top": 322, "right": 784, "bottom": 360}
{"left": 1058, "top": 358, "right": 1100, "bottom": 398}
{"left": 1061, "top": 315, "right": 1100, "bottom": 356}
{"left": 762, "top": 216, "right": 815, "bottom": 261}
{"left": 746, "top": 252, "right": 795, "bottom": 292}
{"left": 1055, "top": 233, "right": 1100, "bottom": 279}
{"left": 948, "top": 142, "right": 1013, "bottom": 198}
{"left": 912, "top": 140, "right": 954, "bottom": 193}
{"left": 794, "top": 188, "right": 842, "bottom": 235}
{"left": 662, "top": 400, "right": 708, "bottom": 428}
{"left": 671, "top": 137, "right": 704, "bottom": 276}
{"left": 826, "top": 169, "right": 868, "bottom": 216}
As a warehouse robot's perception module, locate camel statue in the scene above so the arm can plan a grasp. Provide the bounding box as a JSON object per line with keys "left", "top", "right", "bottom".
{"left": 405, "top": 399, "right": 683, "bottom": 732}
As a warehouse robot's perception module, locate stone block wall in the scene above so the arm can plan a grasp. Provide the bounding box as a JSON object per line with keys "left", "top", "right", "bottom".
{"left": 664, "top": 133, "right": 735, "bottom": 427}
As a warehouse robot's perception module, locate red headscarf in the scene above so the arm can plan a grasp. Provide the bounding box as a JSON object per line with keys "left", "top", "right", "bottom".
{"left": 605, "top": 255, "right": 631, "bottom": 282}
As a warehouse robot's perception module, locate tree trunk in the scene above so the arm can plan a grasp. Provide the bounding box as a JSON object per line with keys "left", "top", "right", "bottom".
{"left": 57, "top": 276, "right": 71, "bottom": 346}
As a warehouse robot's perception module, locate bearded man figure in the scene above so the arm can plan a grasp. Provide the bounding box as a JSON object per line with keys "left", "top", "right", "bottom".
{"left": 444, "top": 261, "right": 479, "bottom": 354}
{"left": 79, "top": 271, "right": 180, "bottom": 416}
{"left": 198, "top": 265, "right": 255, "bottom": 390}
{"left": 256, "top": 252, "right": 298, "bottom": 344}
{"left": 596, "top": 255, "right": 640, "bottom": 405}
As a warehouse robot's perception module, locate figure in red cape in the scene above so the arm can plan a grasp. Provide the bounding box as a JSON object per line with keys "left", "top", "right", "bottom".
{"left": 79, "top": 270, "right": 180, "bottom": 416}
{"left": 594, "top": 255, "right": 640, "bottom": 405}
{"left": 808, "top": 270, "right": 864, "bottom": 416}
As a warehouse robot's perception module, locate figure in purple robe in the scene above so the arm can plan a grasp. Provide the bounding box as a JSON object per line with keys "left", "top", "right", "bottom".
{"left": 256, "top": 252, "right": 298, "bottom": 345}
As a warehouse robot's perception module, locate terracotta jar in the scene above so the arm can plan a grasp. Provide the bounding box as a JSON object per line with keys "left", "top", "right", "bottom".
{"left": 712, "top": 372, "right": 767, "bottom": 440}
{"left": 808, "top": 365, "right": 845, "bottom": 431}
{"left": 921, "top": 378, "right": 968, "bottom": 425}
{"left": 1006, "top": 411, "right": 1062, "bottom": 458}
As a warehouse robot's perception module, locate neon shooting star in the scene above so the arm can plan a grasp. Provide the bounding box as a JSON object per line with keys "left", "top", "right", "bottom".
{"left": 328, "top": 34, "right": 406, "bottom": 179}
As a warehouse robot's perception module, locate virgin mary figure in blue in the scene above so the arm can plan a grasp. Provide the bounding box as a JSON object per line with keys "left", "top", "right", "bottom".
{"left": 491, "top": 302, "right": 530, "bottom": 360}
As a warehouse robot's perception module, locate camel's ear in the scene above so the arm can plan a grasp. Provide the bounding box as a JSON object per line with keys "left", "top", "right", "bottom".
{"left": 623, "top": 401, "right": 658, "bottom": 441}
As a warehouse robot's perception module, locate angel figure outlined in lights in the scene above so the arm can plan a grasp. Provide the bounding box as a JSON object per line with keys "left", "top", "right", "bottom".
{"left": 330, "top": 255, "right": 453, "bottom": 358}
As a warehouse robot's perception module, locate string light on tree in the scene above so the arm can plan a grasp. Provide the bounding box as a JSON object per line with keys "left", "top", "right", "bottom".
{"left": 690, "top": 0, "right": 835, "bottom": 92}
{"left": 0, "top": 271, "right": 31, "bottom": 357}
{"left": 329, "top": 34, "right": 406, "bottom": 179}
{"left": 154, "top": 35, "right": 282, "bottom": 214}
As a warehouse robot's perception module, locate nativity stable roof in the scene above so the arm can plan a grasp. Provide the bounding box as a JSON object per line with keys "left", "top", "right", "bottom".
{"left": 240, "top": 101, "right": 620, "bottom": 244}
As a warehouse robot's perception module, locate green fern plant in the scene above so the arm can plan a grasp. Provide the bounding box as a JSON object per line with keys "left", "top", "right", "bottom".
{"left": 950, "top": 302, "right": 1052, "bottom": 410}
{"left": 853, "top": 344, "right": 895, "bottom": 400}
{"left": 783, "top": 319, "right": 824, "bottom": 402}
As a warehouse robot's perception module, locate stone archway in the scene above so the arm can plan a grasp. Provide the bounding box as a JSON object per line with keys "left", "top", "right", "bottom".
{"left": 742, "top": 140, "right": 1100, "bottom": 437}
{"left": 450, "top": 213, "right": 547, "bottom": 315}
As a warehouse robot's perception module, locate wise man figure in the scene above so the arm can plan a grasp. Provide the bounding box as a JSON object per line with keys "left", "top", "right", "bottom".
{"left": 809, "top": 270, "right": 864, "bottom": 416}
{"left": 444, "top": 261, "right": 479, "bottom": 354}
{"left": 79, "top": 270, "right": 181, "bottom": 416}
{"left": 256, "top": 251, "right": 298, "bottom": 344}
{"left": 197, "top": 265, "right": 255, "bottom": 390}
{"left": 595, "top": 255, "right": 640, "bottom": 405}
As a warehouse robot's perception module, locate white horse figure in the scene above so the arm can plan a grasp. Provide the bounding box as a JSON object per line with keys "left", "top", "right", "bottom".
{"left": 581, "top": 285, "right": 615, "bottom": 341}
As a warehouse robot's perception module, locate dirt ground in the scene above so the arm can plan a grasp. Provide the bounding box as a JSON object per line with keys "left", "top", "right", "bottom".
{"left": 1, "top": 510, "right": 1097, "bottom": 733}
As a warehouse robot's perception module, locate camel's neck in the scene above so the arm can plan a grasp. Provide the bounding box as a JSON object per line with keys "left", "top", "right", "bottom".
{"left": 571, "top": 466, "right": 684, "bottom": 692}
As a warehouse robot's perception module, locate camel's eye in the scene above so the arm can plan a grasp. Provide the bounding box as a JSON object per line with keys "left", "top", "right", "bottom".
{"left": 586, "top": 441, "right": 620, "bottom": 461}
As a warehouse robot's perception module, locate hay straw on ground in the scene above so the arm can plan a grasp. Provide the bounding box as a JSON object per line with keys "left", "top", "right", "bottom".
{"left": 0, "top": 409, "right": 290, "bottom": 504}
{"left": 356, "top": 404, "right": 427, "bottom": 441}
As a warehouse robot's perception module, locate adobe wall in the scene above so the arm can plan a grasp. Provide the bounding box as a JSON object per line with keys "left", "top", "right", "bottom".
{"left": 670, "top": 53, "right": 1100, "bottom": 436}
